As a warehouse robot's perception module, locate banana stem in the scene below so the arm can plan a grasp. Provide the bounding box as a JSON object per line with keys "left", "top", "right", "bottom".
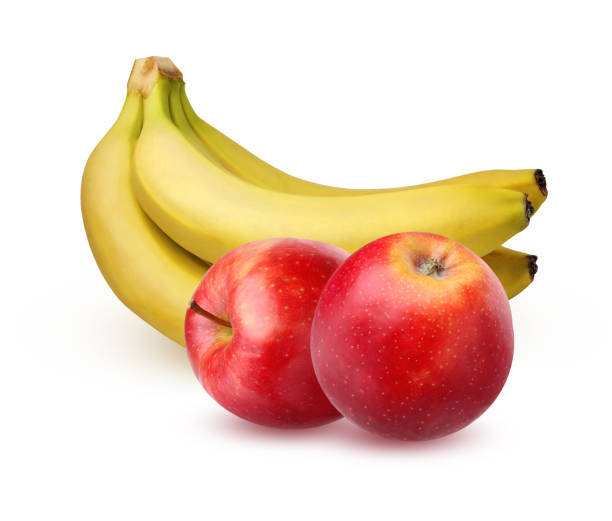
{"left": 127, "top": 56, "right": 182, "bottom": 97}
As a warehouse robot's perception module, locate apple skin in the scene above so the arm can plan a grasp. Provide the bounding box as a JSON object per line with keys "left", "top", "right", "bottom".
{"left": 185, "top": 238, "right": 348, "bottom": 429}
{"left": 311, "top": 232, "right": 513, "bottom": 441}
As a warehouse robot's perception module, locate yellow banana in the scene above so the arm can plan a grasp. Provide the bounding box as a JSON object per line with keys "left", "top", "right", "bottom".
{"left": 172, "top": 76, "right": 539, "bottom": 299}
{"left": 179, "top": 83, "right": 547, "bottom": 211}
{"left": 81, "top": 62, "right": 208, "bottom": 346}
{"left": 481, "top": 247, "right": 538, "bottom": 299}
{"left": 132, "top": 71, "right": 533, "bottom": 263}
{"left": 173, "top": 74, "right": 541, "bottom": 299}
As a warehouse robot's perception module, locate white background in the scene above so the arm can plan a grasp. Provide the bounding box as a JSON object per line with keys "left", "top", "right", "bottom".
{"left": 2, "top": 1, "right": 611, "bottom": 519}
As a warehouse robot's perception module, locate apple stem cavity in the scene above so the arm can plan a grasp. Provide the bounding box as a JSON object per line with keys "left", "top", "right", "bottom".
{"left": 190, "top": 300, "right": 232, "bottom": 329}
{"left": 416, "top": 258, "right": 446, "bottom": 279}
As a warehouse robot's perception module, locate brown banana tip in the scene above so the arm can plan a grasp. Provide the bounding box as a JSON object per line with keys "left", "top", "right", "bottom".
{"left": 534, "top": 169, "right": 548, "bottom": 196}
{"left": 527, "top": 255, "right": 538, "bottom": 280}
{"left": 524, "top": 194, "right": 535, "bottom": 222}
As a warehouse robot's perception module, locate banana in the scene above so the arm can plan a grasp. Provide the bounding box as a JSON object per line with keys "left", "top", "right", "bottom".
{"left": 174, "top": 75, "right": 542, "bottom": 299}
{"left": 172, "top": 75, "right": 539, "bottom": 299}
{"left": 481, "top": 247, "right": 538, "bottom": 299}
{"left": 179, "top": 83, "right": 547, "bottom": 211}
{"left": 132, "top": 70, "right": 533, "bottom": 263}
{"left": 81, "top": 61, "right": 208, "bottom": 346}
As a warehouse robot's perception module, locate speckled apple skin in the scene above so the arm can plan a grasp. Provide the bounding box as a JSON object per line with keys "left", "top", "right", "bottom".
{"left": 185, "top": 238, "right": 348, "bottom": 429}
{"left": 311, "top": 232, "right": 513, "bottom": 441}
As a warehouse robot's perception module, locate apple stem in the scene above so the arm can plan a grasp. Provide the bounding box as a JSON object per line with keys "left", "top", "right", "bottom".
{"left": 189, "top": 301, "right": 232, "bottom": 328}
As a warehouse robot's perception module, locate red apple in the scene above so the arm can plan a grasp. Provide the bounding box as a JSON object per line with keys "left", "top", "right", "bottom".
{"left": 311, "top": 232, "right": 513, "bottom": 441}
{"left": 185, "top": 238, "right": 348, "bottom": 428}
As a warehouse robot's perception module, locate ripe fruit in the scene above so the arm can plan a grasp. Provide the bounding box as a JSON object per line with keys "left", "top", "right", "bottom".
{"left": 185, "top": 238, "right": 348, "bottom": 428}
{"left": 179, "top": 81, "right": 547, "bottom": 212}
{"left": 481, "top": 247, "right": 538, "bottom": 299}
{"left": 311, "top": 232, "right": 514, "bottom": 440}
{"left": 132, "top": 73, "right": 533, "bottom": 262}
{"left": 81, "top": 60, "right": 208, "bottom": 345}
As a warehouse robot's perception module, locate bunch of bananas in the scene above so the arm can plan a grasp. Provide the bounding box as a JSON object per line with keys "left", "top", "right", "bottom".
{"left": 81, "top": 57, "right": 546, "bottom": 346}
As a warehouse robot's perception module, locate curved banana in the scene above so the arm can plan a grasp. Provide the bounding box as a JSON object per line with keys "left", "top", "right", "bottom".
{"left": 173, "top": 77, "right": 539, "bottom": 299}
{"left": 174, "top": 76, "right": 541, "bottom": 299}
{"left": 481, "top": 247, "right": 538, "bottom": 299}
{"left": 132, "top": 74, "right": 533, "bottom": 263}
{"left": 179, "top": 83, "right": 547, "bottom": 211}
{"left": 81, "top": 66, "right": 208, "bottom": 346}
